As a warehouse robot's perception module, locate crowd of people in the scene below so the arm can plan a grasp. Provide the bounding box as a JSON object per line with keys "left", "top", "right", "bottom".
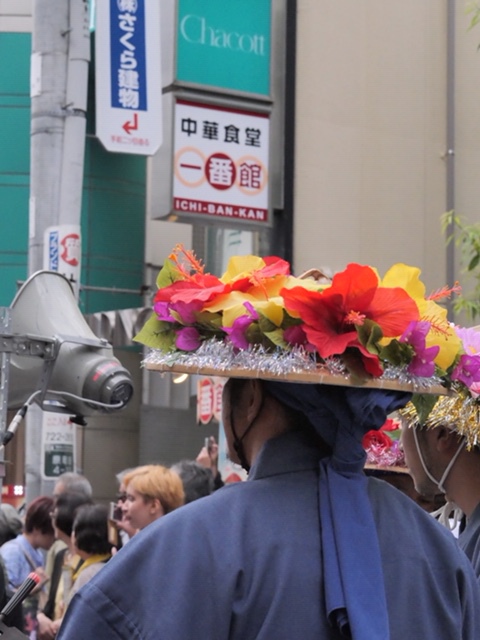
{"left": 0, "top": 437, "right": 224, "bottom": 639}
{"left": 4, "top": 394, "right": 480, "bottom": 639}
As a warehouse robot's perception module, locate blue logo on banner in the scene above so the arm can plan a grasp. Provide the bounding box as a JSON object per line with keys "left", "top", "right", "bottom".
{"left": 110, "top": 0, "right": 147, "bottom": 111}
{"left": 48, "top": 230, "right": 59, "bottom": 271}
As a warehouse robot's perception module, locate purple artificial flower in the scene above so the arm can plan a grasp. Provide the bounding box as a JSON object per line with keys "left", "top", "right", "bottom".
{"left": 171, "top": 300, "right": 203, "bottom": 324}
{"left": 451, "top": 354, "right": 480, "bottom": 388}
{"left": 154, "top": 301, "right": 175, "bottom": 322}
{"left": 175, "top": 327, "right": 201, "bottom": 351}
{"left": 451, "top": 325, "right": 480, "bottom": 393}
{"left": 455, "top": 325, "right": 480, "bottom": 356}
{"left": 223, "top": 302, "right": 259, "bottom": 350}
{"left": 400, "top": 321, "right": 440, "bottom": 377}
{"left": 283, "top": 325, "right": 314, "bottom": 350}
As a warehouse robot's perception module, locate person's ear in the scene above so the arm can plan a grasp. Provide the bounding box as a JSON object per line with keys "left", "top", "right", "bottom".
{"left": 435, "top": 426, "right": 460, "bottom": 454}
{"left": 149, "top": 498, "right": 163, "bottom": 517}
{"left": 244, "top": 379, "right": 264, "bottom": 424}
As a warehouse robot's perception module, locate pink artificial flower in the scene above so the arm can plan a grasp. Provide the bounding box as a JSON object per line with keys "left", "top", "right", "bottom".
{"left": 284, "top": 325, "right": 310, "bottom": 348}
{"left": 451, "top": 354, "right": 480, "bottom": 389}
{"left": 400, "top": 321, "right": 439, "bottom": 377}
{"left": 154, "top": 301, "right": 175, "bottom": 322}
{"left": 175, "top": 327, "right": 201, "bottom": 351}
{"left": 452, "top": 325, "right": 480, "bottom": 394}
{"left": 223, "top": 302, "right": 259, "bottom": 350}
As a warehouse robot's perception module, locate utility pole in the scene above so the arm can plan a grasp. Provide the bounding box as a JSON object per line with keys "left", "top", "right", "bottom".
{"left": 27, "top": 0, "right": 90, "bottom": 501}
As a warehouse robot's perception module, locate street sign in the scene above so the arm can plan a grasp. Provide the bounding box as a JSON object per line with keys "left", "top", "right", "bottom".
{"left": 196, "top": 377, "right": 225, "bottom": 424}
{"left": 173, "top": 100, "right": 270, "bottom": 226}
{"left": 43, "top": 225, "right": 81, "bottom": 299}
{"left": 95, "top": 0, "right": 162, "bottom": 155}
{"left": 41, "top": 412, "right": 76, "bottom": 480}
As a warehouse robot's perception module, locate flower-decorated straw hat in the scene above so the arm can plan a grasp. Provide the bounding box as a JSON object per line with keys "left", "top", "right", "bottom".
{"left": 135, "top": 244, "right": 474, "bottom": 403}
{"left": 400, "top": 325, "right": 480, "bottom": 449}
{"left": 363, "top": 416, "right": 408, "bottom": 474}
{"left": 135, "top": 245, "right": 480, "bottom": 640}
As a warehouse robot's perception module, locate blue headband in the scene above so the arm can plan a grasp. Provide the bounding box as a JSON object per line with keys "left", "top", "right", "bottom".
{"left": 264, "top": 381, "right": 411, "bottom": 640}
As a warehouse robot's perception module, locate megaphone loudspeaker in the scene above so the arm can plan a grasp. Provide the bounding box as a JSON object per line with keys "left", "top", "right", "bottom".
{"left": 7, "top": 271, "right": 134, "bottom": 416}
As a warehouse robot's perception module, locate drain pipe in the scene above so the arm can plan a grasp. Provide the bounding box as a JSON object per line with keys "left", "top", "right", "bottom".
{"left": 445, "top": 0, "right": 456, "bottom": 318}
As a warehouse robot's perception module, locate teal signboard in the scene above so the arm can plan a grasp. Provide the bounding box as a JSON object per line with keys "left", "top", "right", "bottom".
{"left": 176, "top": 0, "right": 271, "bottom": 96}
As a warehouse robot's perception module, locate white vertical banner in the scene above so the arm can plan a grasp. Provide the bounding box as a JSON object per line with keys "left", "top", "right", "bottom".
{"left": 41, "top": 413, "right": 77, "bottom": 480}
{"left": 95, "top": 0, "right": 163, "bottom": 155}
{"left": 43, "top": 225, "right": 81, "bottom": 299}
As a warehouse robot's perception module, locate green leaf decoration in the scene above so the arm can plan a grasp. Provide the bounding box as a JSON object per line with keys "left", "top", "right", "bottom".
{"left": 411, "top": 393, "right": 439, "bottom": 426}
{"left": 341, "top": 348, "right": 378, "bottom": 385}
{"left": 379, "top": 340, "right": 413, "bottom": 367}
{"left": 281, "top": 311, "right": 303, "bottom": 328}
{"left": 194, "top": 311, "right": 224, "bottom": 330}
{"left": 356, "top": 319, "right": 383, "bottom": 355}
{"left": 264, "top": 328, "right": 288, "bottom": 349}
{"left": 257, "top": 312, "right": 277, "bottom": 333}
{"left": 156, "top": 258, "right": 182, "bottom": 289}
{"left": 133, "top": 314, "right": 176, "bottom": 351}
{"left": 245, "top": 322, "right": 265, "bottom": 345}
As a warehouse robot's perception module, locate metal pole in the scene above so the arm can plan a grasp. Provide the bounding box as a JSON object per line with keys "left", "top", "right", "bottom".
{"left": 27, "top": 0, "right": 89, "bottom": 501}
{"left": 0, "top": 309, "right": 11, "bottom": 498}
{"left": 29, "top": 0, "right": 69, "bottom": 274}
{"left": 445, "top": 0, "right": 456, "bottom": 318}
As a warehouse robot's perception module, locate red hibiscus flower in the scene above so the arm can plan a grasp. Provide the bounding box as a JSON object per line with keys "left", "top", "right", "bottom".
{"left": 380, "top": 418, "right": 400, "bottom": 432}
{"left": 281, "top": 263, "right": 419, "bottom": 375}
{"left": 154, "top": 274, "right": 226, "bottom": 306}
{"left": 362, "top": 429, "right": 393, "bottom": 451}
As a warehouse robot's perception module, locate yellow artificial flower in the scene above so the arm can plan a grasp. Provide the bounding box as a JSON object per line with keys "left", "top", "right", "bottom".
{"left": 381, "top": 263, "right": 460, "bottom": 370}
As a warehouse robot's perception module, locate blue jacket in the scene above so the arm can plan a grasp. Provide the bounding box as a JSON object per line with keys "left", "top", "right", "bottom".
{"left": 58, "top": 430, "right": 480, "bottom": 639}
{"left": 460, "top": 501, "right": 480, "bottom": 579}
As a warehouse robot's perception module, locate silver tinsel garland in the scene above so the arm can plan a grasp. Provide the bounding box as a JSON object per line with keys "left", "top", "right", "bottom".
{"left": 142, "top": 339, "right": 445, "bottom": 393}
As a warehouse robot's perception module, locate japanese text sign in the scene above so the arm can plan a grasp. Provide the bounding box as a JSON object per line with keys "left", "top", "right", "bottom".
{"left": 41, "top": 413, "right": 76, "bottom": 480}
{"left": 95, "top": 0, "right": 162, "bottom": 155}
{"left": 43, "top": 225, "right": 81, "bottom": 300}
{"left": 197, "top": 377, "right": 225, "bottom": 425}
{"left": 173, "top": 100, "right": 270, "bottom": 226}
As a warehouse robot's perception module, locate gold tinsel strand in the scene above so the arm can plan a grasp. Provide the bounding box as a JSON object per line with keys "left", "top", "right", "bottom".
{"left": 399, "top": 391, "right": 480, "bottom": 450}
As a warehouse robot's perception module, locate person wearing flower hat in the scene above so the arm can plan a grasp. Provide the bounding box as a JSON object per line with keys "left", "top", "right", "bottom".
{"left": 400, "top": 325, "right": 480, "bottom": 577}
{"left": 363, "top": 416, "right": 446, "bottom": 512}
{"left": 58, "top": 248, "right": 480, "bottom": 640}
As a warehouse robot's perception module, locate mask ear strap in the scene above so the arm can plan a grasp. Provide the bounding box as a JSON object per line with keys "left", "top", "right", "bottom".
{"left": 230, "top": 389, "right": 265, "bottom": 473}
{"left": 412, "top": 427, "right": 465, "bottom": 494}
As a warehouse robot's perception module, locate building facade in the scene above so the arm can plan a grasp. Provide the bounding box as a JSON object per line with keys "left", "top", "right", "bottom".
{"left": 1, "top": 0, "right": 480, "bottom": 500}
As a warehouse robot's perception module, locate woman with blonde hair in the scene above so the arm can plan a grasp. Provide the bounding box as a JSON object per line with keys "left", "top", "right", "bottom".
{"left": 122, "top": 465, "right": 184, "bottom": 532}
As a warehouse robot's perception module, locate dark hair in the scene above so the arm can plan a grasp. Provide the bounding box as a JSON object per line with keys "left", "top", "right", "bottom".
{"left": 171, "top": 461, "right": 214, "bottom": 504}
{"left": 53, "top": 491, "right": 94, "bottom": 537}
{"left": 25, "top": 496, "right": 55, "bottom": 535}
{"left": 73, "top": 504, "right": 111, "bottom": 555}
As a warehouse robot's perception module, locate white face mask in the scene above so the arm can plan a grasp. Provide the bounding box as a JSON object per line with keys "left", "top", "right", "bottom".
{"left": 412, "top": 427, "right": 465, "bottom": 494}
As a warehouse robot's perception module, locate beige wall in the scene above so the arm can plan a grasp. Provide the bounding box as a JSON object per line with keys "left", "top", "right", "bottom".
{"left": 294, "top": 0, "right": 456, "bottom": 290}
{"left": 455, "top": 3, "right": 480, "bottom": 225}
{"left": 0, "top": 0, "right": 32, "bottom": 31}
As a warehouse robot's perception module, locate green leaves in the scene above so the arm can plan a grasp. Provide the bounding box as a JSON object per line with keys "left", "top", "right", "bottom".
{"left": 356, "top": 319, "right": 383, "bottom": 355}
{"left": 133, "top": 314, "right": 176, "bottom": 351}
{"left": 156, "top": 258, "right": 182, "bottom": 289}
{"left": 411, "top": 393, "right": 439, "bottom": 426}
{"left": 442, "top": 211, "right": 480, "bottom": 320}
{"left": 379, "top": 340, "right": 413, "bottom": 367}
